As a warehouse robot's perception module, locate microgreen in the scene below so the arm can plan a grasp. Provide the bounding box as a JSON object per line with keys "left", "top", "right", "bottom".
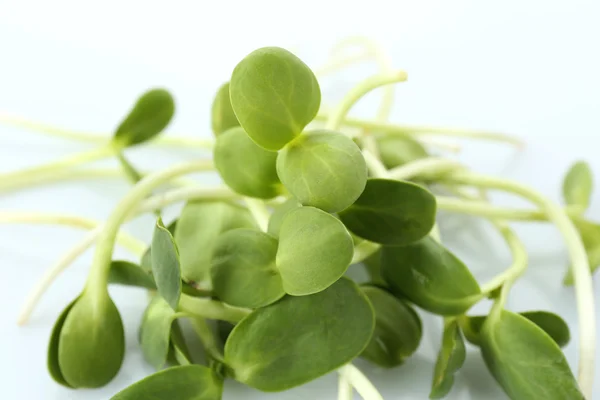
{"left": 376, "top": 135, "right": 429, "bottom": 169}
{"left": 211, "top": 82, "right": 240, "bottom": 136}
{"left": 266, "top": 197, "right": 301, "bottom": 237}
{"left": 108, "top": 260, "right": 157, "bottom": 289}
{"left": 151, "top": 217, "right": 182, "bottom": 309}
{"left": 429, "top": 319, "right": 466, "bottom": 399}
{"left": 563, "top": 160, "right": 593, "bottom": 212}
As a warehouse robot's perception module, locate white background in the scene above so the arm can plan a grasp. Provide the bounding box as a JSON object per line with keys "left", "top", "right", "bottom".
{"left": 0, "top": 1, "right": 599, "bottom": 399}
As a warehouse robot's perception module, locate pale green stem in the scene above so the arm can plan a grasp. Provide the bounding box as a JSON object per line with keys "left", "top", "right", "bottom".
{"left": 436, "top": 196, "right": 553, "bottom": 221}
{"left": 388, "top": 157, "right": 465, "bottom": 181}
{"left": 0, "top": 144, "right": 117, "bottom": 191}
{"left": 352, "top": 240, "right": 380, "bottom": 264}
{"left": 179, "top": 295, "right": 251, "bottom": 324}
{"left": 446, "top": 171, "right": 595, "bottom": 397}
{"left": 430, "top": 223, "right": 442, "bottom": 242}
{"left": 188, "top": 317, "right": 224, "bottom": 363}
{"left": 362, "top": 150, "right": 388, "bottom": 178}
{"left": 337, "top": 364, "right": 383, "bottom": 400}
{"left": 85, "top": 160, "right": 214, "bottom": 296}
{"left": 325, "top": 71, "right": 408, "bottom": 131}
{"left": 244, "top": 198, "right": 270, "bottom": 232}
{"left": 338, "top": 374, "right": 354, "bottom": 400}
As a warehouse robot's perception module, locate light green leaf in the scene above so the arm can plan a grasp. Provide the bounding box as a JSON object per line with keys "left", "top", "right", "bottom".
{"left": 267, "top": 197, "right": 301, "bottom": 238}
{"left": 47, "top": 298, "right": 78, "bottom": 387}
{"left": 339, "top": 178, "right": 437, "bottom": 245}
{"left": 480, "top": 310, "right": 583, "bottom": 399}
{"left": 113, "top": 88, "right": 175, "bottom": 148}
{"left": 211, "top": 82, "right": 239, "bottom": 136}
{"left": 224, "top": 278, "right": 374, "bottom": 392}
{"left": 376, "top": 136, "right": 429, "bottom": 169}
{"left": 276, "top": 206, "right": 354, "bottom": 295}
{"left": 564, "top": 218, "right": 600, "bottom": 284}
{"left": 152, "top": 217, "right": 182, "bottom": 310}
{"left": 562, "top": 161, "right": 593, "bottom": 210}
{"left": 174, "top": 200, "right": 256, "bottom": 286}
{"left": 108, "top": 260, "right": 156, "bottom": 289}
{"left": 111, "top": 365, "right": 223, "bottom": 400}
{"left": 429, "top": 319, "right": 466, "bottom": 399}
{"left": 381, "top": 236, "right": 482, "bottom": 315}
{"left": 360, "top": 286, "right": 422, "bottom": 368}
{"left": 211, "top": 229, "right": 284, "bottom": 308}
{"left": 229, "top": 46, "right": 321, "bottom": 150}
{"left": 214, "top": 126, "right": 281, "bottom": 199}
{"left": 276, "top": 130, "right": 367, "bottom": 213}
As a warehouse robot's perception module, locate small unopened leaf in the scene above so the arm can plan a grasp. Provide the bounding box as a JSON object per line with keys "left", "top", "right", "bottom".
{"left": 562, "top": 161, "right": 593, "bottom": 210}
{"left": 152, "top": 218, "right": 182, "bottom": 310}
{"left": 108, "top": 260, "right": 156, "bottom": 289}
{"left": 211, "top": 82, "right": 239, "bottom": 136}
{"left": 376, "top": 136, "right": 428, "bottom": 169}
{"left": 429, "top": 320, "right": 466, "bottom": 399}
{"left": 224, "top": 278, "right": 374, "bottom": 392}
{"left": 480, "top": 310, "right": 583, "bottom": 399}
{"left": 382, "top": 236, "right": 482, "bottom": 315}
{"left": 564, "top": 218, "right": 600, "bottom": 285}
{"left": 360, "top": 286, "right": 422, "bottom": 368}
{"left": 113, "top": 88, "right": 175, "bottom": 148}
{"left": 277, "top": 206, "right": 354, "bottom": 295}
{"left": 111, "top": 365, "right": 223, "bottom": 400}
{"left": 48, "top": 298, "right": 78, "bottom": 387}
{"left": 230, "top": 47, "right": 321, "bottom": 150}
{"left": 339, "top": 178, "right": 437, "bottom": 245}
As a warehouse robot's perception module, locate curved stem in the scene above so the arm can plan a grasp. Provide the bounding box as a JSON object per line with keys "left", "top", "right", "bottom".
{"left": 179, "top": 295, "right": 250, "bottom": 324}
{"left": 445, "top": 171, "right": 596, "bottom": 397}
{"left": 326, "top": 71, "right": 408, "bottom": 131}
{"left": 388, "top": 157, "right": 465, "bottom": 181}
{"left": 338, "top": 374, "right": 354, "bottom": 400}
{"left": 337, "top": 363, "right": 383, "bottom": 400}
{"left": 244, "top": 198, "right": 270, "bottom": 232}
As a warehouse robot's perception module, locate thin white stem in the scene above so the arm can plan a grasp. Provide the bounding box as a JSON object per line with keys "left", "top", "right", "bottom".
{"left": 243, "top": 198, "right": 270, "bottom": 232}
{"left": 338, "top": 364, "right": 383, "bottom": 400}
{"left": 418, "top": 137, "right": 463, "bottom": 153}
{"left": 362, "top": 150, "right": 388, "bottom": 178}
{"left": 388, "top": 157, "right": 465, "bottom": 181}
{"left": 338, "top": 373, "right": 354, "bottom": 400}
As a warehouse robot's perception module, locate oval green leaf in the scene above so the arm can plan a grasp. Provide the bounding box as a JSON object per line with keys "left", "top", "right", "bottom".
{"left": 224, "top": 278, "right": 374, "bottom": 391}
{"left": 564, "top": 218, "right": 600, "bottom": 285}
{"left": 152, "top": 217, "right": 182, "bottom": 310}
{"left": 57, "top": 292, "right": 125, "bottom": 387}
{"left": 211, "top": 82, "right": 239, "bottom": 136}
{"left": 381, "top": 236, "right": 482, "bottom": 315}
{"left": 360, "top": 285, "right": 422, "bottom": 368}
{"left": 214, "top": 126, "right": 281, "bottom": 199}
{"left": 376, "top": 135, "right": 429, "bottom": 169}
{"left": 562, "top": 160, "right": 593, "bottom": 210}
{"left": 48, "top": 298, "right": 78, "bottom": 387}
{"left": 460, "top": 310, "right": 570, "bottom": 348}
{"left": 229, "top": 46, "right": 321, "bottom": 150}
{"left": 267, "top": 197, "right": 301, "bottom": 238}
{"left": 113, "top": 88, "right": 175, "bottom": 148}
{"left": 277, "top": 206, "right": 354, "bottom": 295}
{"left": 211, "top": 228, "right": 284, "bottom": 308}
{"left": 111, "top": 365, "right": 223, "bottom": 400}
{"left": 174, "top": 200, "right": 256, "bottom": 286}
{"left": 339, "top": 178, "right": 437, "bottom": 245}
{"left": 276, "top": 130, "right": 367, "bottom": 213}
{"left": 108, "top": 260, "right": 156, "bottom": 289}
{"left": 480, "top": 310, "right": 583, "bottom": 399}
{"left": 429, "top": 319, "right": 466, "bottom": 399}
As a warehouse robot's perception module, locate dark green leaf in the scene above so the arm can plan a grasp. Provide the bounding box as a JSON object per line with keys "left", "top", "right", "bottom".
{"left": 276, "top": 130, "right": 367, "bottom": 213}
{"left": 381, "top": 236, "right": 482, "bottom": 315}
{"left": 111, "top": 365, "right": 223, "bottom": 400}
{"left": 230, "top": 47, "right": 321, "bottom": 150}
{"left": 429, "top": 320, "right": 466, "bottom": 399}
{"left": 360, "top": 286, "right": 421, "bottom": 368}
{"left": 562, "top": 161, "right": 593, "bottom": 210}
{"left": 480, "top": 310, "right": 583, "bottom": 399}
{"left": 211, "top": 82, "right": 239, "bottom": 136}
{"left": 277, "top": 206, "right": 354, "bottom": 295}
{"left": 339, "top": 178, "right": 437, "bottom": 245}
{"left": 175, "top": 201, "right": 257, "bottom": 286}
{"left": 224, "top": 278, "right": 374, "bottom": 391}
{"left": 376, "top": 136, "right": 428, "bottom": 169}
{"left": 211, "top": 229, "right": 284, "bottom": 308}
{"left": 108, "top": 260, "right": 156, "bottom": 289}
{"left": 214, "top": 126, "right": 281, "bottom": 199}
{"left": 152, "top": 217, "right": 182, "bottom": 310}
{"left": 267, "top": 197, "right": 301, "bottom": 238}
{"left": 47, "top": 298, "right": 78, "bottom": 387}
{"left": 113, "top": 88, "right": 175, "bottom": 148}
{"left": 564, "top": 218, "right": 600, "bottom": 284}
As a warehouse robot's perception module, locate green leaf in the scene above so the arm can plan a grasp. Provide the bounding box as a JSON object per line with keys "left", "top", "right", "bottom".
{"left": 360, "top": 286, "right": 422, "bottom": 368}
{"left": 111, "top": 365, "right": 223, "bottom": 400}
{"left": 140, "top": 296, "right": 188, "bottom": 369}
{"left": 276, "top": 130, "right": 367, "bottom": 213}
{"left": 276, "top": 206, "right": 354, "bottom": 295}
{"left": 564, "top": 218, "right": 600, "bottom": 284}
{"left": 175, "top": 201, "right": 257, "bottom": 286}
{"left": 429, "top": 319, "right": 466, "bottom": 399}
{"left": 47, "top": 298, "right": 78, "bottom": 387}
{"left": 376, "top": 136, "right": 429, "bottom": 169}
{"left": 113, "top": 88, "right": 175, "bottom": 148}
{"left": 229, "top": 46, "right": 321, "bottom": 151}
{"left": 480, "top": 310, "right": 583, "bottom": 399}
{"left": 214, "top": 126, "right": 281, "bottom": 199}
{"left": 381, "top": 236, "right": 482, "bottom": 315}
{"left": 108, "top": 260, "right": 156, "bottom": 289}
{"left": 56, "top": 292, "right": 125, "bottom": 387}
{"left": 169, "top": 320, "right": 193, "bottom": 366}
{"left": 267, "top": 197, "right": 301, "bottom": 238}
{"left": 211, "top": 82, "right": 239, "bottom": 136}
{"left": 562, "top": 160, "right": 593, "bottom": 210}
{"left": 224, "top": 278, "right": 374, "bottom": 391}
{"left": 152, "top": 217, "right": 182, "bottom": 310}
{"left": 211, "top": 229, "right": 284, "bottom": 308}
{"left": 339, "top": 178, "right": 437, "bottom": 245}
{"left": 459, "top": 311, "right": 570, "bottom": 348}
